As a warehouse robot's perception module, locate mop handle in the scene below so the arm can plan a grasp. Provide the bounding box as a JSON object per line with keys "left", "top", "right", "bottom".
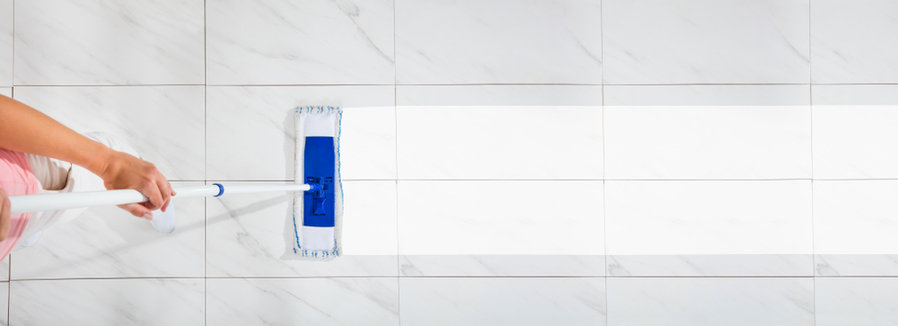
{"left": 8, "top": 183, "right": 312, "bottom": 214}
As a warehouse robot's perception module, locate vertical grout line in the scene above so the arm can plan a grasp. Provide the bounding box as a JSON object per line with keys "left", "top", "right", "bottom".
{"left": 600, "top": 0, "right": 608, "bottom": 324}
{"left": 202, "top": 0, "right": 208, "bottom": 325}
{"left": 393, "top": 0, "right": 401, "bottom": 324}
{"left": 10, "top": 0, "right": 14, "bottom": 89}
{"left": 5, "top": 241, "right": 9, "bottom": 325}
{"left": 8, "top": 0, "right": 14, "bottom": 323}
{"left": 808, "top": 0, "right": 816, "bottom": 324}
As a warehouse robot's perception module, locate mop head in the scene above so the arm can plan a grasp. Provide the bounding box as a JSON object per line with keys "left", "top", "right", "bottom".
{"left": 284, "top": 105, "right": 343, "bottom": 260}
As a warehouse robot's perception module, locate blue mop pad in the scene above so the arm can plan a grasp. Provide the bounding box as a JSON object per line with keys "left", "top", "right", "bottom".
{"left": 285, "top": 106, "right": 343, "bottom": 260}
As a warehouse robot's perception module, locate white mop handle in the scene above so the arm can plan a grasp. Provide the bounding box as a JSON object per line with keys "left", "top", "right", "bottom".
{"left": 8, "top": 183, "right": 311, "bottom": 214}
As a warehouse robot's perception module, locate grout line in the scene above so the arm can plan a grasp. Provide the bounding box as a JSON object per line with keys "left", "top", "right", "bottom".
{"left": 393, "top": 0, "right": 402, "bottom": 323}
{"left": 8, "top": 0, "right": 14, "bottom": 322}
{"left": 188, "top": 178, "right": 898, "bottom": 182}
{"left": 809, "top": 1, "right": 816, "bottom": 323}
{"left": 14, "top": 84, "right": 206, "bottom": 87}
{"left": 5, "top": 274, "right": 898, "bottom": 282}
{"left": 600, "top": 0, "right": 609, "bottom": 320}
{"left": 202, "top": 0, "right": 208, "bottom": 324}
{"left": 182, "top": 178, "right": 898, "bottom": 183}
{"left": 11, "top": 82, "right": 898, "bottom": 88}
{"left": 6, "top": 255, "right": 10, "bottom": 326}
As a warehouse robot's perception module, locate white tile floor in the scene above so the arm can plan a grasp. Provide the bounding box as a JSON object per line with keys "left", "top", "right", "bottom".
{"left": 2, "top": 0, "right": 898, "bottom": 324}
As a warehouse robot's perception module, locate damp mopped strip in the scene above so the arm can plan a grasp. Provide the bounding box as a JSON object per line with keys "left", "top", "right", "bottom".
{"left": 284, "top": 106, "right": 343, "bottom": 260}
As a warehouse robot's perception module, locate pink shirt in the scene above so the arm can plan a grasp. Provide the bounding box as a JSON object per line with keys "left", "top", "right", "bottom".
{"left": 0, "top": 149, "right": 39, "bottom": 260}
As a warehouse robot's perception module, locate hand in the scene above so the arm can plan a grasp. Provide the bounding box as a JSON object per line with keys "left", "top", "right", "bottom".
{"left": 0, "top": 188, "right": 10, "bottom": 241}
{"left": 97, "top": 150, "right": 175, "bottom": 219}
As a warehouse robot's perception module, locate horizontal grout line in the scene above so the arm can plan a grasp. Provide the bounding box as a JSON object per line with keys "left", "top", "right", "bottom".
{"left": 395, "top": 83, "right": 603, "bottom": 86}
{"left": 209, "top": 83, "right": 394, "bottom": 87}
{"left": 605, "top": 275, "right": 814, "bottom": 279}
{"left": 171, "top": 178, "right": 898, "bottom": 183}
{"left": 11, "top": 275, "right": 898, "bottom": 283}
{"left": 602, "top": 83, "right": 811, "bottom": 86}
{"left": 13, "top": 84, "right": 205, "bottom": 87}
{"left": 10, "top": 83, "right": 898, "bottom": 88}
{"left": 9, "top": 276, "right": 205, "bottom": 282}
{"left": 811, "top": 82, "right": 898, "bottom": 86}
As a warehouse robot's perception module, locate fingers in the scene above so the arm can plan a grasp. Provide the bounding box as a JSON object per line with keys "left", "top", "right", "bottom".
{"left": 0, "top": 190, "right": 11, "bottom": 241}
{"left": 159, "top": 180, "right": 173, "bottom": 212}
{"left": 138, "top": 178, "right": 164, "bottom": 211}
{"left": 118, "top": 203, "right": 152, "bottom": 220}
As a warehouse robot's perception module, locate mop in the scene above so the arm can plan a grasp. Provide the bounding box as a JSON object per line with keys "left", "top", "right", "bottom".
{"left": 7, "top": 105, "right": 343, "bottom": 261}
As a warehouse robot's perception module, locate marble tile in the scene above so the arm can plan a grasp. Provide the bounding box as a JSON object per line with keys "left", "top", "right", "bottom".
{"left": 14, "top": 0, "right": 204, "bottom": 85}
{"left": 607, "top": 278, "right": 814, "bottom": 326}
{"left": 605, "top": 85, "right": 810, "bottom": 107}
{"left": 816, "top": 278, "right": 898, "bottom": 326}
{"left": 207, "top": 278, "right": 399, "bottom": 326}
{"left": 815, "top": 181, "right": 898, "bottom": 276}
{"left": 400, "top": 278, "right": 605, "bottom": 326}
{"left": 606, "top": 181, "right": 813, "bottom": 276}
{"left": 207, "top": 0, "right": 393, "bottom": 85}
{"left": 0, "top": 0, "right": 10, "bottom": 86}
{"left": 397, "top": 85, "right": 602, "bottom": 179}
{"left": 604, "top": 85, "right": 811, "bottom": 179}
{"left": 813, "top": 85, "right": 898, "bottom": 179}
{"left": 608, "top": 255, "right": 811, "bottom": 277}
{"left": 0, "top": 282, "right": 7, "bottom": 326}
{"left": 396, "top": 0, "right": 601, "bottom": 84}
{"left": 400, "top": 255, "right": 604, "bottom": 278}
{"left": 9, "top": 278, "right": 204, "bottom": 325}
{"left": 206, "top": 181, "right": 397, "bottom": 277}
{"left": 811, "top": 0, "right": 898, "bottom": 83}
{"left": 0, "top": 259, "right": 7, "bottom": 281}
{"left": 10, "top": 182, "right": 204, "bottom": 279}
{"left": 399, "top": 181, "right": 603, "bottom": 276}
{"left": 206, "top": 86, "right": 395, "bottom": 181}
{"left": 603, "top": 0, "right": 809, "bottom": 84}
{"left": 13, "top": 86, "right": 205, "bottom": 180}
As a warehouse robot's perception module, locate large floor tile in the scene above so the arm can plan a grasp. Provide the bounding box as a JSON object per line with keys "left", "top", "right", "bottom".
{"left": 816, "top": 278, "right": 898, "bottom": 326}
{"left": 0, "top": 259, "right": 6, "bottom": 281}
{"left": 9, "top": 278, "right": 204, "bottom": 325}
{"left": 813, "top": 85, "right": 898, "bottom": 178}
{"left": 207, "top": 278, "right": 399, "bottom": 326}
{"left": 607, "top": 278, "right": 814, "bottom": 326}
{"left": 0, "top": 282, "right": 7, "bottom": 326}
{"left": 207, "top": 0, "right": 393, "bottom": 85}
{"left": 14, "top": 0, "right": 204, "bottom": 85}
{"left": 206, "top": 86, "right": 395, "bottom": 181}
{"left": 396, "top": 0, "right": 601, "bottom": 84}
{"left": 606, "top": 181, "right": 812, "bottom": 276}
{"left": 13, "top": 86, "right": 205, "bottom": 180}
{"left": 399, "top": 181, "right": 603, "bottom": 276}
{"left": 397, "top": 85, "right": 602, "bottom": 179}
{"left": 603, "top": 0, "right": 809, "bottom": 84}
{"left": 10, "top": 182, "right": 204, "bottom": 279}
{"left": 400, "top": 277, "right": 605, "bottom": 326}
{"left": 206, "top": 181, "right": 397, "bottom": 277}
{"left": 0, "top": 0, "right": 10, "bottom": 86}
{"left": 811, "top": 0, "right": 898, "bottom": 83}
{"left": 605, "top": 85, "right": 811, "bottom": 179}
{"left": 815, "top": 181, "right": 898, "bottom": 276}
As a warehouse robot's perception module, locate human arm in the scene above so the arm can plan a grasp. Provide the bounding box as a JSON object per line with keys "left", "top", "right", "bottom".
{"left": 0, "top": 95, "right": 173, "bottom": 218}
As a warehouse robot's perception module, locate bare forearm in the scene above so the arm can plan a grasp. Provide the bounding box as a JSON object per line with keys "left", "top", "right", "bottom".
{"left": 0, "top": 95, "right": 112, "bottom": 174}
